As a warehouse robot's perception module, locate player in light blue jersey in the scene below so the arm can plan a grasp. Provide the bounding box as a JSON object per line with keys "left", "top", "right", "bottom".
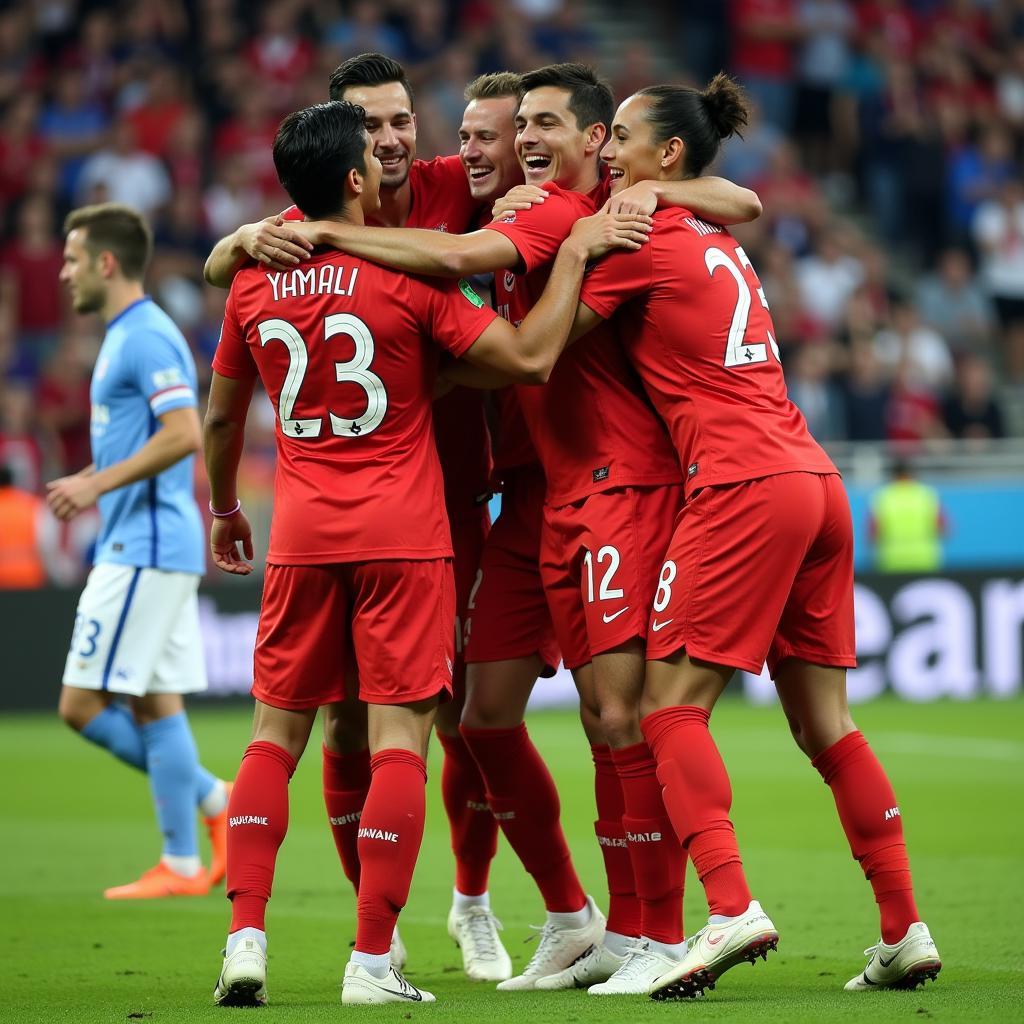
{"left": 48, "top": 203, "right": 232, "bottom": 899}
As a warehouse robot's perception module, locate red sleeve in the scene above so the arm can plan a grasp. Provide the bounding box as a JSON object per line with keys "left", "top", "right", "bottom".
{"left": 579, "top": 242, "right": 654, "bottom": 319}
{"left": 418, "top": 276, "right": 500, "bottom": 359}
{"left": 211, "top": 285, "right": 258, "bottom": 379}
{"left": 280, "top": 204, "right": 303, "bottom": 221}
{"left": 483, "top": 189, "right": 580, "bottom": 273}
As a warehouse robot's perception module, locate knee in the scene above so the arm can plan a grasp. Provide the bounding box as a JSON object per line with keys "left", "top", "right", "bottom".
{"left": 788, "top": 708, "right": 857, "bottom": 760}
{"left": 598, "top": 702, "right": 641, "bottom": 749}
{"left": 324, "top": 709, "right": 367, "bottom": 755}
{"left": 461, "top": 686, "right": 520, "bottom": 730}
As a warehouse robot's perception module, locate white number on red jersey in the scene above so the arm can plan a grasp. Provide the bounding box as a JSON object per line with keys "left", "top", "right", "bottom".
{"left": 257, "top": 314, "right": 387, "bottom": 439}
{"left": 583, "top": 545, "right": 625, "bottom": 603}
{"left": 704, "top": 246, "right": 781, "bottom": 369}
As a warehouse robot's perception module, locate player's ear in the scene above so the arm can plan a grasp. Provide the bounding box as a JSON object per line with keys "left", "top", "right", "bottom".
{"left": 348, "top": 166, "right": 363, "bottom": 197}
{"left": 584, "top": 121, "right": 607, "bottom": 157}
{"left": 97, "top": 249, "right": 118, "bottom": 280}
{"left": 661, "top": 137, "right": 685, "bottom": 173}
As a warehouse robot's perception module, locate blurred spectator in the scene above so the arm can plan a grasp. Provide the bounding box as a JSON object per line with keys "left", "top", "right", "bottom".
{"left": 729, "top": 0, "right": 799, "bottom": 130}
{"left": 868, "top": 458, "right": 946, "bottom": 572}
{"left": 35, "top": 330, "right": 94, "bottom": 474}
{"left": 873, "top": 297, "right": 954, "bottom": 393}
{"left": 752, "top": 140, "right": 827, "bottom": 255}
{"left": 796, "top": 226, "right": 864, "bottom": 331}
{"left": 942, "top": 354, "right": 1006, "bottom": 442}
{"left": 786, "top": 342, "right": 847, "bottom": 441}
{"left": 38, "top": 66, "right": 109, "bottom": 199}
{"left": 123, "top": 62, "right": 191, "bottom": 158}
{"left": 842, "top": 342, "right": 890, "bottom": 441}
{"left": 533, "top": 0, "right": 599, "bottom": 65}
{"left": 972, "top": 179, "right": 1024, "bottom": 382}
{"left": 213, "top": 83, "right": 281, "bottom": 198}
{"left": 946, "top": 124, "right": 1017, "bottom": 243}
{"left": 0, "top": 94, "right": 48, "bottom": 207}
{"left": 75, "top": 118, "right": 172, "bottom": 217}
{"left": 323, "top": 1, "right": 406, "bottom": 60}
{"left": 794, "top": 0, "right": 856, "bottom": 173}
{"left": 0, "top": 384, "right": 45, "bottom": 492}
{"left": 0, "top": 7, "right": 46, "bottom": 106}
{"left": 243, "top": 1, "right": 316, "bottom": 108}
{"left": 60, "top": 8, "right": 120, "bottom": 108}
{"left": 885, "top": 360, "right": 946, "bottom": 444}
{"left": 0, "top": 196, "right": 66, "bottom": 379}
{"left": 915, "top": 248, "right": 995, "bottom": 357}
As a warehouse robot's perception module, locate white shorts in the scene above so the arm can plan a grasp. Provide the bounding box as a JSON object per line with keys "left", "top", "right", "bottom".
{"left": 62, "top": 563, "right": 208, "bottom": 697}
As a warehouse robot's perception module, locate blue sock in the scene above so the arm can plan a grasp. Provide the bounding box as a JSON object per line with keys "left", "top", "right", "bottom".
{"left": 81, "top": 704, "right": 147, "bottom": 771}
{"left": 140, "top": 712, "right": 201, "bottom": 858}
{"left": 196, "top": 764, "right": 217, "bottom": 809}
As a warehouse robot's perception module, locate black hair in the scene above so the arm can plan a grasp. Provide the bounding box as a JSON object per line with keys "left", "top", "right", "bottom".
{"left": 273, "top": 102, "right": 368, "bottom": 219}
{"left": 329, "top": 52, "right": 414, "bottom": 109}
{"left": 638, "top": 73, "right": 749, "bottom": 178}
{"left": 519, "top": 62, "right": 613, "bottom": 133}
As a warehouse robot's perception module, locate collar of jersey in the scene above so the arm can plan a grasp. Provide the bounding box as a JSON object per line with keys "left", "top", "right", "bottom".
{"left": 106, "top": 295, "right": 152, "bottom": 330}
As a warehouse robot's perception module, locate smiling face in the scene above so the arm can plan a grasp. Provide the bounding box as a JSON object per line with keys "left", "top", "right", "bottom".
{"left": 459, "top": 95, "right": 523, "bottom": 203}
{"left": 339, "top": 81, "right": 416, "bottom": 191}
{"left": 59, "top": 228, "right": 107, "bottom": 314}
{"left": 600, "top": 94, "right": 671, "bottom": 195}
{"left": 514, "top": 86, "right": 603, "bottom": 191}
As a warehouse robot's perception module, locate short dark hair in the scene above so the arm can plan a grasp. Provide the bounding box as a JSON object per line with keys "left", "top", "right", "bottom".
{"left": 63, "top": 203, "right": 152, "bottom": 280}
{"left": 519, "top": 63, "right": 613, "bottom": 132}
{"left": 329, "top": 52, "right": 414, "bottom": 109}
{"left": 464, "top": 71, "right": 522, "bottom": 102}
{"left": 638, "top": 74, "right": 749, "bottom": 178}
{"left": 273, "top": 101, "right": 368, "bottom": 219}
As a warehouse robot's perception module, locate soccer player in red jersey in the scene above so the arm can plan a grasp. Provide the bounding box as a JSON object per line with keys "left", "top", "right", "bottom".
{"left": 203, "top": 100, "right": 624, "bottom": 1007}
{"left": 204, "top": 54, "right": 507, "bottom": 978}
{"left": 298, "top": 63, "right": 763, "bottom": 992}
{"left": 541, "top": 75, "right": 940, "bottom": 998}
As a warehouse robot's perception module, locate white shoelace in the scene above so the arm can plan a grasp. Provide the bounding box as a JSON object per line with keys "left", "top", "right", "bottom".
{"left": 522, "top": 922, "right": 569, "bottom": 974}
{"left": 461, "top": 908, "right": 503, "bottom": 960}
{"left": 611, "top": 941, "right": 661, "bottom": 980}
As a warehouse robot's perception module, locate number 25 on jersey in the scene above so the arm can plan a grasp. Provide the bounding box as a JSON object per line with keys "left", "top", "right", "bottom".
{"left": 258, "top": 314, "right": 387, "bottom": 439}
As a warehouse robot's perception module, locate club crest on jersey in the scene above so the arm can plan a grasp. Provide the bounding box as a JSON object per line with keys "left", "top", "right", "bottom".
{"left": 503, "top": 271, "right": 516, "bottom": 292}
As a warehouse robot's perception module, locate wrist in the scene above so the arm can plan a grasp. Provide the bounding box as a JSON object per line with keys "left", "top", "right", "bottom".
{"left": 210, "top": 498, "right": 242, "bottom": 518}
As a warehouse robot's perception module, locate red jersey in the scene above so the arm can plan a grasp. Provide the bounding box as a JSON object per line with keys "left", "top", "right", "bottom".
{"left": 579, "top": 207, "right": 836, "bottom": 497}
{"left": 284, "top": 154, "right": 493, "bottom": 515}
{"left": 213, "top": 250, "right": 497, "bottom": 563}
{"left": 484, "top": 182, "right": 682, "bottom": 506}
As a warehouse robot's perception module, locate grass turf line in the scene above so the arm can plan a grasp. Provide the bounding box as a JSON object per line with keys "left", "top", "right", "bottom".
{"left": 2, "top": 697, "right": 1022, "bottom": 1022}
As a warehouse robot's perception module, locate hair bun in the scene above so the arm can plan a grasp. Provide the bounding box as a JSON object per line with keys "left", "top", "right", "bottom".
{"left": 700, "top": 72, "right": 750, "bottom": 140}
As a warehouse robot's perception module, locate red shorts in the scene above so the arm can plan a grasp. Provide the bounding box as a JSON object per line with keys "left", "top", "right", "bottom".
{"left": 464, "top": 464, "right": 560, "bottom": 671}
{"left": 253, "top": 559, "right": 455, "bottom": 710}
{"left": 645, "top": 472, "right": 857, "bottom": 675}
{"left": 451, "top": 505, "right": 490, "bottom": 699}
{"left": 541, "top": 485, "right": 683, "bottom": 670}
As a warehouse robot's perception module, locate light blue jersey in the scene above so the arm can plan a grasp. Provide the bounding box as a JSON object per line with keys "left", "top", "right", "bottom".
{"left": 89, "top": 297, "right": 204, "bottom": 574}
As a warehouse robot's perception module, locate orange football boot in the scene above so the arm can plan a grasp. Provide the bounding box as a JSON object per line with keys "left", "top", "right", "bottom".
{"left": 104, "top": 862, "right": 211, "bottom": 899}
{"left": 205, "top": 780, "right": 233, "bottom": 887}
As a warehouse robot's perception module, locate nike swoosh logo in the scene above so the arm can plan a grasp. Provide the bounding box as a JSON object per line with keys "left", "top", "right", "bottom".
{"left": 602, "top": 607, "right": 629, "bottom": 623}
{"left": 877, "top": 954, "right": 897, "bottom": 968}
{"left": 706, "top": 933, "right": 724, "bottom": 947}
{"left": 651, "top": 619, "right": 673, "bottom": 632}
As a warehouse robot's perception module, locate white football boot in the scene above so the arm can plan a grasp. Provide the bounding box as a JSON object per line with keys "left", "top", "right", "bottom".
{"left": 390, "top": 925, "right": 408, "bottom": 971}
{"left": 213, "top": 938, "right": 267, "bottom": 1007}
{"left": 533, "top": 941, "right": 626, "bottom": 990}
{"left": 447, "top": 904, "right": 513, "bottom": 982}
{"left": 496, "top": 895, "right": 607, "bottom": 991}
{"left": 649, "top": 900, "right": 779, "bottom": 1000}
{"left": 341, "top": 962, "right": 435, "bottom": 1005}
{"left": 589, "top": 941, "right": 694, "bottom": 996}
{"left": 844, "top": 922, "right": 941, "bottom": 991}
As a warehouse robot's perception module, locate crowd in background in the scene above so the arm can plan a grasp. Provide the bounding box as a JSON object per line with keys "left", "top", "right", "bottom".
{"left": 0, "top": 0, "right": 1021, "bottom": 577}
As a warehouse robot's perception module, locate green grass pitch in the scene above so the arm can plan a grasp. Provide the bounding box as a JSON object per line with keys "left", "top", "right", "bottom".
{"left": 3, "top": 697, "right": 1022, "bottom": 1023}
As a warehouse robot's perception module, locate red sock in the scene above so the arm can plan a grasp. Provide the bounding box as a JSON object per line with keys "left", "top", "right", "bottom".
{"left": 437, "top": 731, "right": 498, "bottom": 896}
{"left": 612, "top": 741, "right": 685, "bottom": 944}
{"left": 812, "top": 731, "right": 920, "bottom": 943}
{"left": 641, "top": 706, "right": 751, "bottom": 918}
{"left": 592, "top": 744, "right": 640, "bottom": 937}
{"left": 461, "top": 723, "right": 586, "bottom": 912}
{"left": 322, "top": 745, "right": 370, "bottom": 893}
{"left": 227, "top": 741, "right": 296, "bottom": 933}
{"left": 355, "top": 749, "right": 428, "bottom": 955}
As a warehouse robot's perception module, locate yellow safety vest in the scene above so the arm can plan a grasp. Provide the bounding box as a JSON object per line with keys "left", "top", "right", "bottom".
{"left": 872, "top": 480, "right": 942, "bottom": 573}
